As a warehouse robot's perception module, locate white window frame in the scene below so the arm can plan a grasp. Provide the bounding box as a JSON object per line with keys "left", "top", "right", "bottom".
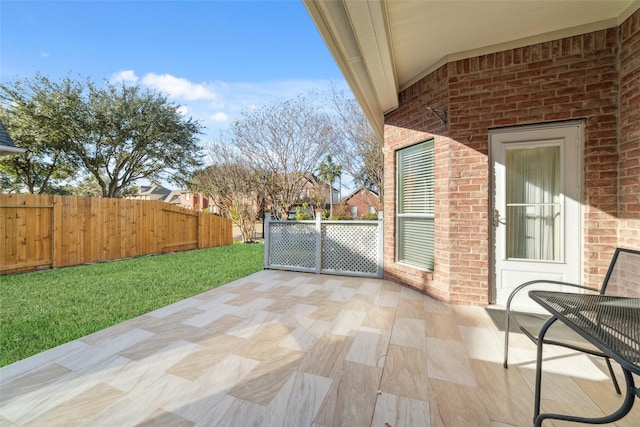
{"left": 396, "top": 140, "right": 435, "bottom": 270}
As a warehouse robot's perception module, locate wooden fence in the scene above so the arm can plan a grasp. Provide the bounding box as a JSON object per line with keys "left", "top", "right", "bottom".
{"left": 1, "top": 194, "right": 232, "bottom": 274}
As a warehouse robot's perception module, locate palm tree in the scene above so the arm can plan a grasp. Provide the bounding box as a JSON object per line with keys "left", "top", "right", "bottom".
{"left": 318, "top": 155, "right": 342, "bottom": 217}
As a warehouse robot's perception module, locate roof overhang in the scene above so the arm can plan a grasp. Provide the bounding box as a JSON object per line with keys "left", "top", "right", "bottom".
{"left": 303, "top": 0, "right": 640, "bottom": 141}
{"left": 0, "top": 146, "right": 26, "bottom": 156}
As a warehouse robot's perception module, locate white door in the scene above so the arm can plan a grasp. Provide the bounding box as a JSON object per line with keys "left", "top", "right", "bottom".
{"left": 491, "top": 123, "right": 582, "bottom": 310}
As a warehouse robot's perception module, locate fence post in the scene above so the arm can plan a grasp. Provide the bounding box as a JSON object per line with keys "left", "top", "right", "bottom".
{"left": 315, "top": 212, "right": 322, "bottom": 274}
{"left": 263, "top": 213, "right": 271, "bottom": 269}
{"left": 376, "top": 211, "right": 384, "bottom": 278}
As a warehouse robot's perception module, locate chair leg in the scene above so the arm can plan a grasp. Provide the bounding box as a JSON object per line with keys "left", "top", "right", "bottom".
{"left": 604, "top": 357, "right": 622, "bottom": 395}
{"left": 504, "top": 310, "right": 511, "bottom": 368}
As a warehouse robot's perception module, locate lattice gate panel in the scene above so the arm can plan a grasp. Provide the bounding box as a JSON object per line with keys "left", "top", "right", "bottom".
{"left": 268, "top": 221, "right": 316, "bottom": 270}
{"left": 321, "top": 223, "right": 378, "bottom": 275}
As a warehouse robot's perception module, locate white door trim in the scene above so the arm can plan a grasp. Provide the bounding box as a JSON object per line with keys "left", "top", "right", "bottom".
{"left": 489, "top": 121, "right": 584, "bottom": 307}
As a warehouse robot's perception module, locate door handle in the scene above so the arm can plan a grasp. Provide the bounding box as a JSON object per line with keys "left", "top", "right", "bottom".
{"left": 493, "top": 209, "right": 506, "bottom": 227}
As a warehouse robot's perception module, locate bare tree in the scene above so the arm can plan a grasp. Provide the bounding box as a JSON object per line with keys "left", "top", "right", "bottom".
{"left": 329, "top": 87, "right": 384, "bottom": 204}
{"left": 228, "top": 94, "right": 335, "bottom": 219}
{"left": 194, "top": 143, "right": 268, "bottom": 243}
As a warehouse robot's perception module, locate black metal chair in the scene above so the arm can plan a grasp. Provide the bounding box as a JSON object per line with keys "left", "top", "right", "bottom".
{"left": 503, "top": 247, "right": 640, "bottom": 394}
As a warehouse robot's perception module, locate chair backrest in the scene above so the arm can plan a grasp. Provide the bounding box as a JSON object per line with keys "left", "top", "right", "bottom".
{"left": 600, "top": 248, "right": 640, "bottom": 297}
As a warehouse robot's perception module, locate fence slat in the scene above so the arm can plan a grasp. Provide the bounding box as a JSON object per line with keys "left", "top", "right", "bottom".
{"left": 1, "top": 194, "right": 232, "bottom": 274}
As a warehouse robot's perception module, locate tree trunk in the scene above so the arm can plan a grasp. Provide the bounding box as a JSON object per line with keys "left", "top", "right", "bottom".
{"left": 328, "top": 182, "right": 333, "bottom": 218}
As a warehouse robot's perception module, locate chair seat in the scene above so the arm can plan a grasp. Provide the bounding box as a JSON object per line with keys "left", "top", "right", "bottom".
{"left": 510, "top": 310, "right": 604, "bottom": 356}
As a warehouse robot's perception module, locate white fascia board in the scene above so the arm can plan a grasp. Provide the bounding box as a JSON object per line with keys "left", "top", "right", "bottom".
{"left": 0, "top": 146, "right": 26, "bottom": 156}
{"left": 303, "top": 0, "right": 390, "bottom": 141}
{"left": 343, "top": 0, "right": 398, "bottom": 114}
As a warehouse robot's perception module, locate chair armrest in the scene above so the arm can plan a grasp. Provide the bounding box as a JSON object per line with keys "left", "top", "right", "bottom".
{"left": 505, "top": 280, "right": 599, "bottom": 312}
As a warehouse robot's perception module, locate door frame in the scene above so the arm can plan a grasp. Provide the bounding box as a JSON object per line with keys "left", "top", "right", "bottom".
{"left": 488, "top": 121, "right": 584, "bottom": 305}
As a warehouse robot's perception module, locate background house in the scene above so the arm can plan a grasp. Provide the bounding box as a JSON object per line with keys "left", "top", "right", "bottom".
{"left": 128, "top": 185, "right": 214, "bottom": 212}
{"left": 129, "top": 184, "right": 172, "bottom": 201}
{"left": 177, "top": 191, "right": 213, "bottom": 212}
{"left": 342, "top": 187, "right": 380, "bottom": 218}
{"left": 287, "top": 173, "right": 339, "bottom": 217}
{"left": 305, "top": 1, "right": 640, "bottom": 306}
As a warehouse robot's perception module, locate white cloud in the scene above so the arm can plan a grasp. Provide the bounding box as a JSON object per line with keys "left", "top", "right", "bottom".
{"left": 110, "top": 70, "right": 139, "bottom": 84}
{"left": 211, "top": 112, "right": 228, "bottom": 122}
{"left": 40, "top": 51, "right": 50, "bottom": 58}
{"left": 141, "top": 73, "right": 218, "bottom": 102}
{"left": 105, "top": 70, "right": 349, "bottom": 142}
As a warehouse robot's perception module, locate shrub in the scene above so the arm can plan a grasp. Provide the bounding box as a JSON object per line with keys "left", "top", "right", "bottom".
{"left": 330, "top": 215, "right": 354, "bottom": 220}
{"left": 294, "top": 212, "right": 310, "bottom": 220}
{"left": 361, "top": 213, "right": 378, "bottom": 220}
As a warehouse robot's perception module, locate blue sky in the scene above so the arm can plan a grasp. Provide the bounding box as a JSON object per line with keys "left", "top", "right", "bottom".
{"left": 0, "top": 0, "right": 348, "bottom": 140}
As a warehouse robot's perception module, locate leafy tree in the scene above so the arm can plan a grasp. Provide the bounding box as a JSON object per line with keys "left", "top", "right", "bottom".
{"left": 0, "top": 75, "right": 78, "bottom": 193}
{"left": 317, "top": 154, "right": 341, "bottom": 217}
{"left": 70, "top": 81, "right": 204, "bottom": 197}
{"left": 0, "top": 145, "right": 73, "bottom": 194}
{"left": 227, "top": 93, "right": 336, "bottom": 219}
{"left": 0, "top": 171, "right": 14, "bottom": 193}
{"left": 0, "top": 74, "right": 204, "bottom": 197}
{"left": 65, "top": 174, "right": 107, "bottom": 197}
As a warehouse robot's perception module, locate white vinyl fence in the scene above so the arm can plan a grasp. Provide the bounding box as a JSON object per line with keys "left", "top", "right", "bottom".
{"left": 263, "top": 213, "right": 383, "bottom": 278}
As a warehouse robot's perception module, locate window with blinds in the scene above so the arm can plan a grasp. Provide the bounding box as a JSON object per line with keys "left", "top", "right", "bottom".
{"left": 396, "top": 140, "right": 435, "bottom": 270}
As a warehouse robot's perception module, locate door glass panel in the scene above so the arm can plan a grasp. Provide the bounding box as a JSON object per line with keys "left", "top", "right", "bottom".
{"left": 505, "top": 145, "right": 561, "bottom": 261}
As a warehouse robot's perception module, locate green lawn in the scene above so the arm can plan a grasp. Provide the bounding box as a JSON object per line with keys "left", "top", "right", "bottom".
{"left": 0, "top": 242, "right": 264, "bottom": 367}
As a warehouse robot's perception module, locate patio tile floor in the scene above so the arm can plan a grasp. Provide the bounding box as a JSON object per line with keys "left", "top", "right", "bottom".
{"left": 1, "top": 270, "right": 638, "bottom": 426}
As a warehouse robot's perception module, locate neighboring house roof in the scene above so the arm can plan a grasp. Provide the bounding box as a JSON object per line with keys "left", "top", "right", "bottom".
{"left": 278, "top": 172, "right": 338, "bottom": 193}
{"left": 342, "top": 187, "right": 379, "bottom": 202}
{"left": 303, "top": 172, "right": 339, "bottom": 192}
{"left": 303, "top": 1, "right": 638, "bottom": 140}
{"left": 134, "top": 184, "right": 172, "bottom": 199}
{"left": 164, "top": 190, "right": 182, "bottom": 205}
{"left": 130, "top": 186, "right": 194, "bottom": 206}
{"left": 0, "top": 120, "right": 26, "bottom": 156}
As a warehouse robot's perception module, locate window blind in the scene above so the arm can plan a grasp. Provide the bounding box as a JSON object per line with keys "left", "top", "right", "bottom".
{"left": 397, "top": 140, "right": 435, "bottom": 270}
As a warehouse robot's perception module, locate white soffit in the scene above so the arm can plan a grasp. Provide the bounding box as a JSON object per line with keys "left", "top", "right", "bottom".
{"left": 390, "top": 0, "right": 639, "bottom": 91}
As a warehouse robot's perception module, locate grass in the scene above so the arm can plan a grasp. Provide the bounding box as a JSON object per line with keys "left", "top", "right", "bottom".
{"left": 0, "top": 242, "right": 264, "bottom": 367}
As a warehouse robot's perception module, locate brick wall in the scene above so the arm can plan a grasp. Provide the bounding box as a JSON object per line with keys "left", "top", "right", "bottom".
{"left": 383, "top": 10, "right": 640, "bottom": 305}
{"left": 619, "top": 11, "right": 640, "bottom": 249}
{"left": 385, "top": 67, "right": 451, "bottom": 300}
